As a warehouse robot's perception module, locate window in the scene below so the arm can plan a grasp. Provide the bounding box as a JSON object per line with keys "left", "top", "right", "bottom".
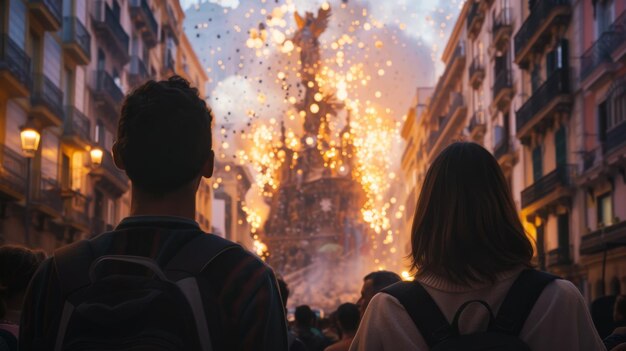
{"left": 532, "top": 146, "right": 543, "bottom": 182}
{"left": 595, "top": 0, "right": 614, "bottom": 37}
{"left": 597, "top": 192, "right": 613, "bottom": 227}
{"left": 531, "top": 63, "right": 542, "bottom": 92}
{"left": 95, "top": 121, "right": 104, "bottom": 145}
{"left": 97, "top": 49, "right": 105, "bottom": 71}
{"left": 112, "top": 0, "right": 121, "bottom": 20}
{"left": 61, "top": 154, "right": 71, "bottom": 189}
{"left": 546, "top": 40, "right": 568, "bottom": 76}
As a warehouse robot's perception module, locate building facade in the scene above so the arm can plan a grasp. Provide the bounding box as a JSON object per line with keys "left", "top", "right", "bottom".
{"left": 400, "top": 0, "right": 626, "bottom": 302}
{"left": 0, "top": 0, "right": 210, "bottom": 253}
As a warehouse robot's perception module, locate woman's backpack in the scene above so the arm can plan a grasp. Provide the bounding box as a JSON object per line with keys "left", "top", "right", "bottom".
{"left": 382, "top": 270, "right": 558, "bottom": 351}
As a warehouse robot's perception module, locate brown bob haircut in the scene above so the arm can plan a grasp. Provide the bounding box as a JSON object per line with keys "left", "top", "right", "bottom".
{"left": 410, "top": 142, "right": 533, "bottom": 284}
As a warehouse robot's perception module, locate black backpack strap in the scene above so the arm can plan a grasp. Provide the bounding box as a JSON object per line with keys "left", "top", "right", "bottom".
{"left": 382, "top": 281, "right": 452, "bottom": 348}
{"left": 53, "top": 239, "right": 94, "bottom": 296}
{"left": 493, "top": 269, "right": 559, "bottom": 336}
{"left": 165, "top": 233, "right": 240, "bottom": 279}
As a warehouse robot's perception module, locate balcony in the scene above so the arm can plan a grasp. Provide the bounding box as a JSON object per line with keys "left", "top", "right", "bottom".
{"left": 581, "top": 221, "right": 626, "bottom": 255}
{"left": 429, "top": 93, "right": 467, "bottom": 156}
{"left": 492, "top": 69, "right": 513, "bottom": 111}
{"left": 469, "top": 56, "right": 485, "bottom": 89}
{"left": 92, "top": 70, "right": 124, "bottom": 126}
{"left": 494, "top": 138, "right": 515, "bottom": 168}
{"left": 546, "top": 247, "right": 571, "bottom": 268}
{"left": 30, "top": 74, "right": 64, "bottom": 127}
{"left": 0, "top": 146, "right": 26, "bottom": 200}
{"left": 514, "top": 0, "right": 571, "bottom": 68}
{"left": 429, "top": 42, "right": 466, "bottom": 114}
{"left": 516, "top": 68, "right": 571, "bottom": 140}
{"left": 92, "top": 0, "right": 130, "bottom": 64}
{"left": 0, "top": 35, "right": 32, "bottom": 97}
{"left": 162, "top": 5, "right": 180, "bottom": 42}
{"left": 32, "top": 177, "right": 63, "bottom": 217}
{"left": 468, "top": 110, "right": 486, "bottom": 141}
{"left": 492, "top": 8, "right": 513, "bottom": 54}
{"left": 604, "top": 122, "right": 626, "bottom": 155}
{"left": 611, "top": 11, "right": 626, "bottom": 63}
{"left": 467, "top": 2, "right": 485, "bottom": 39}
{"left": 62, "top": 17, "right": 91, "bottom": 66}
{"left": 63, "top": 190, "right": 90, "bottom": 231}
{"left": 28, "top": 0, "right": 62, "bottom": 31}
{"left": 129, "top": 0, "right": 158, "bottom": 48}
{"left": 162, "top": 49, "right": 176, "bottom": 77}
{"left": 521, "top": 164, "right": 575, "bottom": 209}
{"left": 128, "top": 55, "right": 150, "bottom": 87}
{"left": 63, "top": 106, "right": 91, "bottom": 149}
{"left": 90, "top": 152, "right": 129, "bottom": 197}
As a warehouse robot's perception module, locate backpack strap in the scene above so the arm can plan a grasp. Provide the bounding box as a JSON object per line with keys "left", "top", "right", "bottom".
{"left": 164, "top": 233, "right": 240, "bottom": 278}
{"left": 382, "top": 281, "right": 452, "bottom": 348}
{"left": 493, "top": 269, "right": 559, "bottom": 336}
{"left": 164, "top": 233, "right": 239, "bottom": 351}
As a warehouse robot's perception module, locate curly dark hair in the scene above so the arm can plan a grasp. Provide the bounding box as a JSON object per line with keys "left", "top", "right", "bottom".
{"left": 115, "top": 76, "right": 213, "bottom": 194}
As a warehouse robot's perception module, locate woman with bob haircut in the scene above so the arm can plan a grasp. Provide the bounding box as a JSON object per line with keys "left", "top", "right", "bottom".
{"left": 350, "top": 142, "right": 604, "bottom": 351}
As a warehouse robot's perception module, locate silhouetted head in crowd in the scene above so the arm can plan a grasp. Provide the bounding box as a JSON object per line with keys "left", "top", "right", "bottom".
{"left": 336, "top": 303, "right": 360, "bottom": 337}
{"left": 277, "top": 277, "right": 289, "bottom": 310}
{"left": 357, "top": 271, "right": 401, "bottom": 316}
{"left": 113, "top": 76, "right": 214, "bottom": 217}
{"left": 615, "top": 295, "right": 626, "bottom": 323}
{"left": 295, "top": 305, "right": 315, "bottom": 328}
{"left": 0, "top": 246, "right": 45, "bottom": 321}
{"left": 410, "top": 142, "right": 533, "bottom": 285}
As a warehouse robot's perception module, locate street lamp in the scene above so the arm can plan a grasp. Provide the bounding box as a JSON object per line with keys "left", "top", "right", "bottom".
{"left": 90, "top": 147, "right": 103, "bottom": 168}
{"left": 20, "top": 126, "right": 41, "bottom": 247}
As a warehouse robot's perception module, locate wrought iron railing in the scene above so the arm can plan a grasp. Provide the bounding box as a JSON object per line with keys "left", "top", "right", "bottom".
{"left": 467, "top": 1, "right": 483, "bottom": 31}
{"left": 64, "top": 106, "right": 91, "bottom": 142}
{"left": 469, "top": 56, "right": 484, "bottom": 82}
{"left": 516, "top": 67, "right": 569, "bottom": 132}
{"left": 493, "top": 68, "right": 513, "bottom": 100}
{"left": 604, "top": 121, "right": 626, "bottom": 154}
{"left": 129, "top": 55, "right": 149, "bottom": 80}
{"left": 31, "top": 73, "right": 64, "bottom": 119}
{"left": 493, "top": 7, "right": 513, "bottom": 39}
{"left": 65, "top": 190, "right": 90, "bottom": 226}
{"left": 34, "top": 177, "right": 63, "bottom": 214}
{"left": 92, "top": 1, "right": 129, "bottom": 53}
{"left": 62, "top": 17, "right": 91, "bottom": 60}
{"left": 521, "top": 163, "right": 575, "bottom": 208}
{"left": 514, "top": 0, "right": 570, "bottom": 58}
{"left": 581, "top": 221, "right": 626, "bottom": 255}
{"left": 0, "top": 35, "right": 32, "bottom": 89}
{"left": 469, "top": 109, "right": 486, "bottom": 133}
{"left": 93, "top": 70, "right": 124, "bottom": 105}
{"left": 430, "top": 42, "right": 465, "bottom": 110}
{"left": 0, "top": 146, "right": 26, "bottom": 194}
{"left": 130, "top": 0, "right": 158, "bottom": 36}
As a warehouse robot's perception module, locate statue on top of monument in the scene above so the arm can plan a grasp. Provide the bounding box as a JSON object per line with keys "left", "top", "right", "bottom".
{"left": 293, "top": 6, "right": 331, "bottom": 82}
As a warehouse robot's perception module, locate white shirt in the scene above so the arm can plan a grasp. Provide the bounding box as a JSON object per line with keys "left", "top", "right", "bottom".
{"left": 350, "top": 268, "right": 606, "bottom": 351}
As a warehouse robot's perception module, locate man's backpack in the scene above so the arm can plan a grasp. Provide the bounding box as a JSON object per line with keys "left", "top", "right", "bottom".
{"left": 52, "top": 232, "right": 238, "bottom": 351}
{"left": 382, "top": 269, "right": 558, "bottom": 351}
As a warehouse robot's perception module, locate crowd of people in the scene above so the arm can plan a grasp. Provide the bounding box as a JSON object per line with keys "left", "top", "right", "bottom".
{"left": 0, "top": 77, "right": 624, "bottom": 350}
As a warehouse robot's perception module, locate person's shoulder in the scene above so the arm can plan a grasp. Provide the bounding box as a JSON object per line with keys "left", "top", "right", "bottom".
{"left": 541, "top": 278, "right": 585, "bottom": 303}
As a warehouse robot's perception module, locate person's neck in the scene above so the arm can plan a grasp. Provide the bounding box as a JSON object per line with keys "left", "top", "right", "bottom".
{"left": 130, "top": 186, "right": 196, "bottom": 220}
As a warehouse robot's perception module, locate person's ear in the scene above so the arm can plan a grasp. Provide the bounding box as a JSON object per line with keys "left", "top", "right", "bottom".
{"left": 202, "top": 150, "right": 214, "bottom": 178}
{"left": 112, "top": 142, "right": 125, "bottom": 170}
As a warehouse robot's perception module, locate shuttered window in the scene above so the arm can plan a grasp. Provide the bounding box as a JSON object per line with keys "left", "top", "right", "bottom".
{"left": 555, "top": 127, "right": 567, "bottom": 166}
{"left": 532, "top": 146, "right": 543, "bottom": 182}
{"left": 8, "top": 0, "right": 27, "bottom": 50}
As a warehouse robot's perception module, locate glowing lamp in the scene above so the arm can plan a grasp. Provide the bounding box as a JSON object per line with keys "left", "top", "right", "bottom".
{"left": 20, "top": 128, "right": 41, "bottom": 158}
{"left": 90, "top": 148, "right": 104, "bottom": 168}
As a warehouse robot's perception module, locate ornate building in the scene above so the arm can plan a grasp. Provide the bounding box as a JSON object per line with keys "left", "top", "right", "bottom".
{"left": 260, "top": 7, "right": 368, "bottom": 275}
